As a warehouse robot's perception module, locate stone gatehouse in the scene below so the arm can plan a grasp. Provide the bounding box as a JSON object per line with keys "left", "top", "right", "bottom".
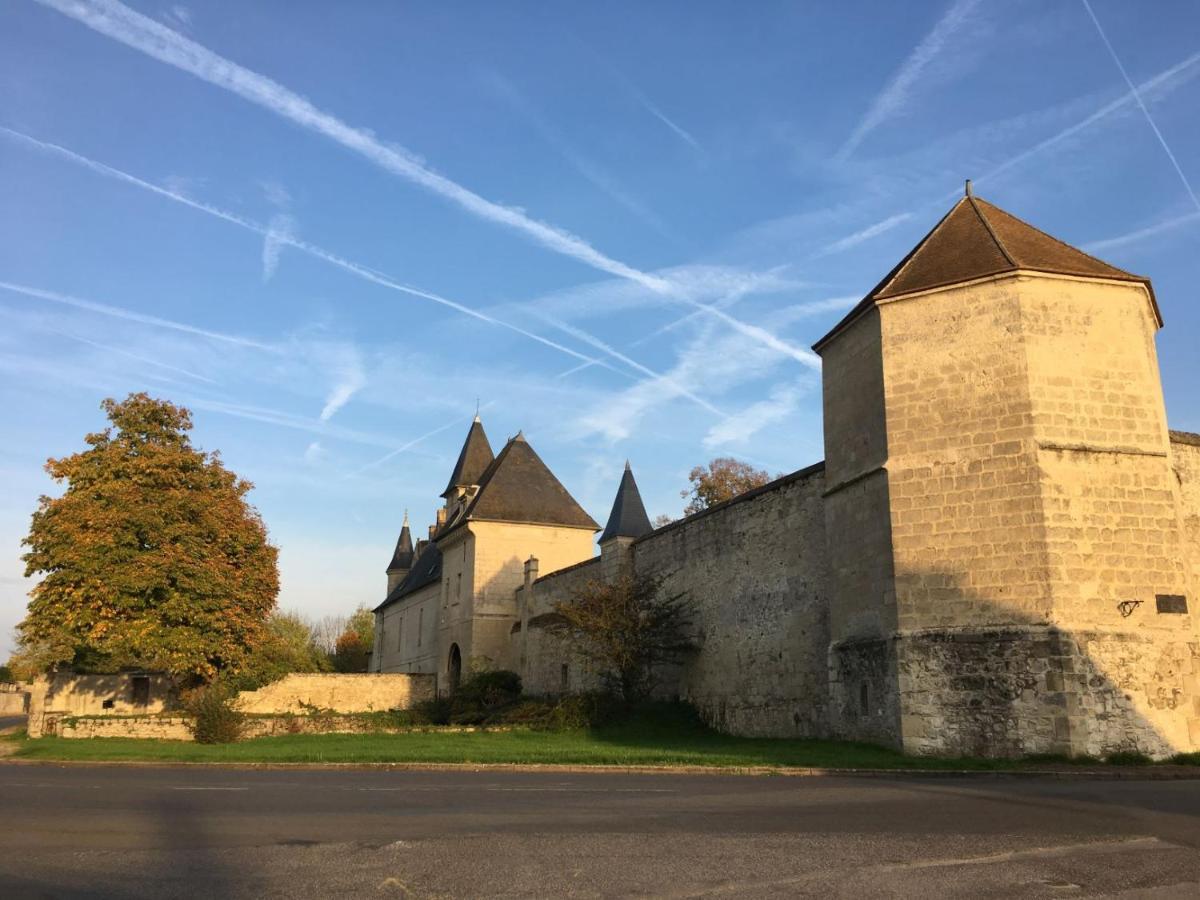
{"left": 372, "top": 189, "right": 1200, "bottom": 759}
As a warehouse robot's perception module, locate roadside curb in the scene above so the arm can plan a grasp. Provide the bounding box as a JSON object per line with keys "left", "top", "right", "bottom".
{"left": 3, "top": 757, "right": 1200, "bottom": 779}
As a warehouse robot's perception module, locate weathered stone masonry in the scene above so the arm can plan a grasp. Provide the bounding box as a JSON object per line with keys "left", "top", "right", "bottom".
{"left": 379, "top": 191, "right": 1200, "bottom": 758}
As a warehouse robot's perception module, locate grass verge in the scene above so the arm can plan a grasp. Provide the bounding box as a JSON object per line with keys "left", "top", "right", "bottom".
{"left": 2, "top": 704, "right": 1177, "bottom": 770}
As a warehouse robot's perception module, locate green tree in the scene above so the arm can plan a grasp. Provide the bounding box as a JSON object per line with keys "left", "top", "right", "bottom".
{"left": 17, "top": 393, "right": 279, "bottom": 681}
{"left": 0, "top": 663, "right": 13, "bottom": 683}
{"left": 548, "top": 574, "right": 696, "bottom": 703}
{"left": 332, "top": 606, "right": 375, "bottom": 672}
{"left": 228, "top": 610, "right": 330, "bottom": 690}
{"left": 681, "top": 457, "right": 775, "bottom": 515}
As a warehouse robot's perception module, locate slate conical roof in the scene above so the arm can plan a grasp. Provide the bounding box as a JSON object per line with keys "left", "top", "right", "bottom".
{"left": 451, "top": 433, "right": 599, "bottom": 531}
{"left": 386, "top": 513, "right": 414, "bottom": 572}
{"left": 441, "top": 416, "right": 495, "bottom": 497}
{"left": 814, "top": 190, "right": 1159, "bottom": 351}
{"left": 599, "top": 461, "right": 653, "bottom": 543}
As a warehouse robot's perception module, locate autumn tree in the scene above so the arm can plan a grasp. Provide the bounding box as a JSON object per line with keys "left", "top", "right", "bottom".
{"left": 548, "top": 574, "right": 696, "bottom": 703}
{"left": 681, "top": 457, "right": 775, "bottom": 514}
{"left": 17, "top": 393, "right": 279, "bottom": 682}
{"left": 332, "top": 606, "right": 375, "bottom": 673}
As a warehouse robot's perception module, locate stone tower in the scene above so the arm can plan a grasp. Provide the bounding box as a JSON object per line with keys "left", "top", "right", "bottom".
{"left": 815, "top": 187, "right": 1198, "bottom": 758}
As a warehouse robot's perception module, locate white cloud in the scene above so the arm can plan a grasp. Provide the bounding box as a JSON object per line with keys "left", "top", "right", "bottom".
{"left": 303, "top": 441, "right": 326, "bottom": 464}
{"left": 703, "top": 381, "right": 809, "bottom": 448}
{"left": 1083, "top": 210, "right": 1200, "bottom": 254}
{"left": 261, "top": 212, "right": 296, "bottom": 282}
{"left": 314, "top": 342, "right": 367, "bottom": 422}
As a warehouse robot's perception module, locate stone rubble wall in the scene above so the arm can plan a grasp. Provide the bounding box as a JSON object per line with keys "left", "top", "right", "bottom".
{"left": 57, "top": 716, "right": 193, "bottom": 741}
{"left": 0, "top": 683, "right": 28, "bottom": 716}
{"left": 231, "top": 673, "right": 436, "bottom": 714}
{"left": 513, "top": 467, "right": 831, "bottom": 738}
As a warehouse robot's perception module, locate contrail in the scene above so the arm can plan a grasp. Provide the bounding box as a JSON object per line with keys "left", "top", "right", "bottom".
{"left": 1081, "top": 0, "right": 1200, "bottom": 213}
{"left": 352, "top": 404, "right": 497, "bottom": 477}
{"left": 33, "top": 0, "right": 672, "bottom": 293}
{"left": 0, "top": 127, "right": 619, "bottom": 373}
{"left": 542, "top": 316, "right": 725, "bottom": 418}
{"left": 0, "top": 279, "right": 276, "bottom": 351}
{"left": 972, "top": 47, "right": 1200, "bottom": 195}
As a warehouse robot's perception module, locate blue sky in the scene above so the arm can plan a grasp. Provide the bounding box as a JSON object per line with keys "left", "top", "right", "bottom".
{"left": 2, "top": 0, "right": 1199, "bottom": 660}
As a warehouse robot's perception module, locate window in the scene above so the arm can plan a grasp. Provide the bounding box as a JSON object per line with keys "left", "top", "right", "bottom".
{"left": 560, "top": 663, "right": 570, "bottom": 692}
{"left": 859, "top": 683, "right": 870, "bottom": 716}
{"left": 396, "top": 616, "right": 404, "bottom": 652}
{"left": 132, "top": 675, "right": 150, "bottom": 707}
{"left": 417, "top": 608, "right": 423, "bottom": 647}
{"left": 456, "top": 573, "right": 462, "bottom": 602}
{"left": 1156, "top": 594, "right": 1188, "bottom": 614}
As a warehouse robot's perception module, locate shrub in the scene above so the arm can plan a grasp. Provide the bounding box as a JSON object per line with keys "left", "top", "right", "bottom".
{"left": 186, "top": 684, "right": 244, "bottom": 744}
{"left": 456, "top": 670, "right": 522, "bottom": 710}
{"left": 0, "top": 664, "right": 12, "bottom": 683}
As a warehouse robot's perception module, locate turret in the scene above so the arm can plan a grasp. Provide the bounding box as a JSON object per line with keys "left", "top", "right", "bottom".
{"left": 441, "top": 415, "right": 495, "bottom": 502}
{"left": 599, "top": 461, "right": 652, "bottom": 578}
{"left": 385, "top": 512, "right": 414, "bottom": 595}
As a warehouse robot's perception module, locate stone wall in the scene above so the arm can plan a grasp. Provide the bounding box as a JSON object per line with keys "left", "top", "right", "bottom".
{"left": 1172, "top": 432, "right": 1200, "bottom": 597}
{"left": 375, "top": 580, "right": 441, "bottom": 675}
{"left": 232, "top": 673, "right": 435, "bottom": 714}
{"left": 57, "top": 716, "right": 193, "bottom": 741}
{"left": 0, "top": 683, "right": 28, "bottom": 715}
{"left": 27, "top": 672, "right": 174, "bottom": 737}
{"left": 513, "top": 466, "right": 831, "bottom": 738}
{"left": 868, "top": 273, "right": 1199, "bottom": 757}
{"left": 512, "top": 557, "right": 607, "bottom": 696}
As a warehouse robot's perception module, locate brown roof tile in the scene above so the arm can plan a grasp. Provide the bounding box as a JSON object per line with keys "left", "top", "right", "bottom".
{"left": 814, "top": 193, "right": 1159, "bottom": 351}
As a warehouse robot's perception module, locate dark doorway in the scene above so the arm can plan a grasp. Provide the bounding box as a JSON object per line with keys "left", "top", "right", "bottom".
{"left": 132, "top": 675, "right": 151, "bottom": 707}
{"left": 448, "top": 644, "right": 462, "bottom": 694}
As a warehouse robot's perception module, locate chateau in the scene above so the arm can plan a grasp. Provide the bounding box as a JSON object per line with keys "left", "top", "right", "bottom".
{"left": 373, "top": 189, "right": 1200, "bottom": 759}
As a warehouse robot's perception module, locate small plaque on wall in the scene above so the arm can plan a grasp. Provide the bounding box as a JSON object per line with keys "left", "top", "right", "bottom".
{"left": 1155, "top": 594, "right": 1188, "bottom": 614}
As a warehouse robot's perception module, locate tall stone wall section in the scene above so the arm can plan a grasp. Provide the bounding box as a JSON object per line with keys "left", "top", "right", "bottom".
{"left": 633, "top": 467, "right": 830, "bottom": 737}
{"left": 513, "top": 557, "right": 607, "bottom": 696}
{"left": 1172, "top": 433, "right": 1200, "bottom": 596}
{"left": 818, "top": 308, "right": 903, "bottom": 746}
{"left": 870, "top": 274, "right": 1199, "bottom": 758}
{"left": 514, "top": 468, "right": 831, "bottom": 738}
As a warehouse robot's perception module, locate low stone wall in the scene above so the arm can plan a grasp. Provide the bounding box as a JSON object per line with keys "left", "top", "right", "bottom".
{"left": 0, "top": 684, "right": 28, "bottom": 716}
{"left": 57, "top": 716, "right": 194, "bottom": 741}
{"left": 232, "top": 673, "right": 436, "bottom": 714}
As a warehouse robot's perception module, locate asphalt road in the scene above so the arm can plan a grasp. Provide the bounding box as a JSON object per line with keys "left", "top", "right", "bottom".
{"left": 1, "top": 765, "right": 1198, "bottom": 898}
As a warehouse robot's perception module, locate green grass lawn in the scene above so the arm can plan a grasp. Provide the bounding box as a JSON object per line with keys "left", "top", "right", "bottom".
{"left": 5, "top": 706, "right": 1195, "bottom": 770}
{"left": 0, "top": 707, "right": 1093, "bottom": 770}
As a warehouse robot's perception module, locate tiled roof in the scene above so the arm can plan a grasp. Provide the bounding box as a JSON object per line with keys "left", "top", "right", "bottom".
{"left": 599, "top": 462, "right": 653, "bottom": 543}
{"left": 375, "top": 542, "right": 442, "bottom": 612}
{"left": 386, "top": 516, "right": 414, "bottom": 572}
{"left": 451, "top": 433, "right": 599, "bottom": 531}
{"left": 814, "top": 192, "right": 1159, "bottom": 351}
{"left": 441, "top": 416, "right": 495, "bottom": 497}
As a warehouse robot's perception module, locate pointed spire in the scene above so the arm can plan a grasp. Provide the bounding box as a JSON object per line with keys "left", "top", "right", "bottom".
{"left": 599, "top": 462, "right": 653, "bottom": 543}
{"left": 441, "top": 415, "right": 495, "bottom": 498}
{"left": 387, "top": 515, "right": 415, "bottom": 573}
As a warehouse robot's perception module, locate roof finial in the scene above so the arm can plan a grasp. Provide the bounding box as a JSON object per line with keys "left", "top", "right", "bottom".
{"left": 403, "top": 508, "right": 409, "bottom": 527}
{"left": 624, "top": 459, "right": 632, "bottom": 471}
{"left": 965, "top": 178, "right": 974, "bottom": 198}
{"left": 474, "top": 397, "right": 480, "bottom": 422}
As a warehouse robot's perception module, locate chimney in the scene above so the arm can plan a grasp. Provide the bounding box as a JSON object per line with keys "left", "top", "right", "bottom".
{"left": 436, "top": 507, "right": 447, "bottom": 528}
{"left": 523, "top": 556, "right": 540, "bottom": 591}
{"left": 414, "top": 539, "right": 428, "bottom": 560}
{"left": 428, "top": 524, "right": 436, "bottom": 540}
